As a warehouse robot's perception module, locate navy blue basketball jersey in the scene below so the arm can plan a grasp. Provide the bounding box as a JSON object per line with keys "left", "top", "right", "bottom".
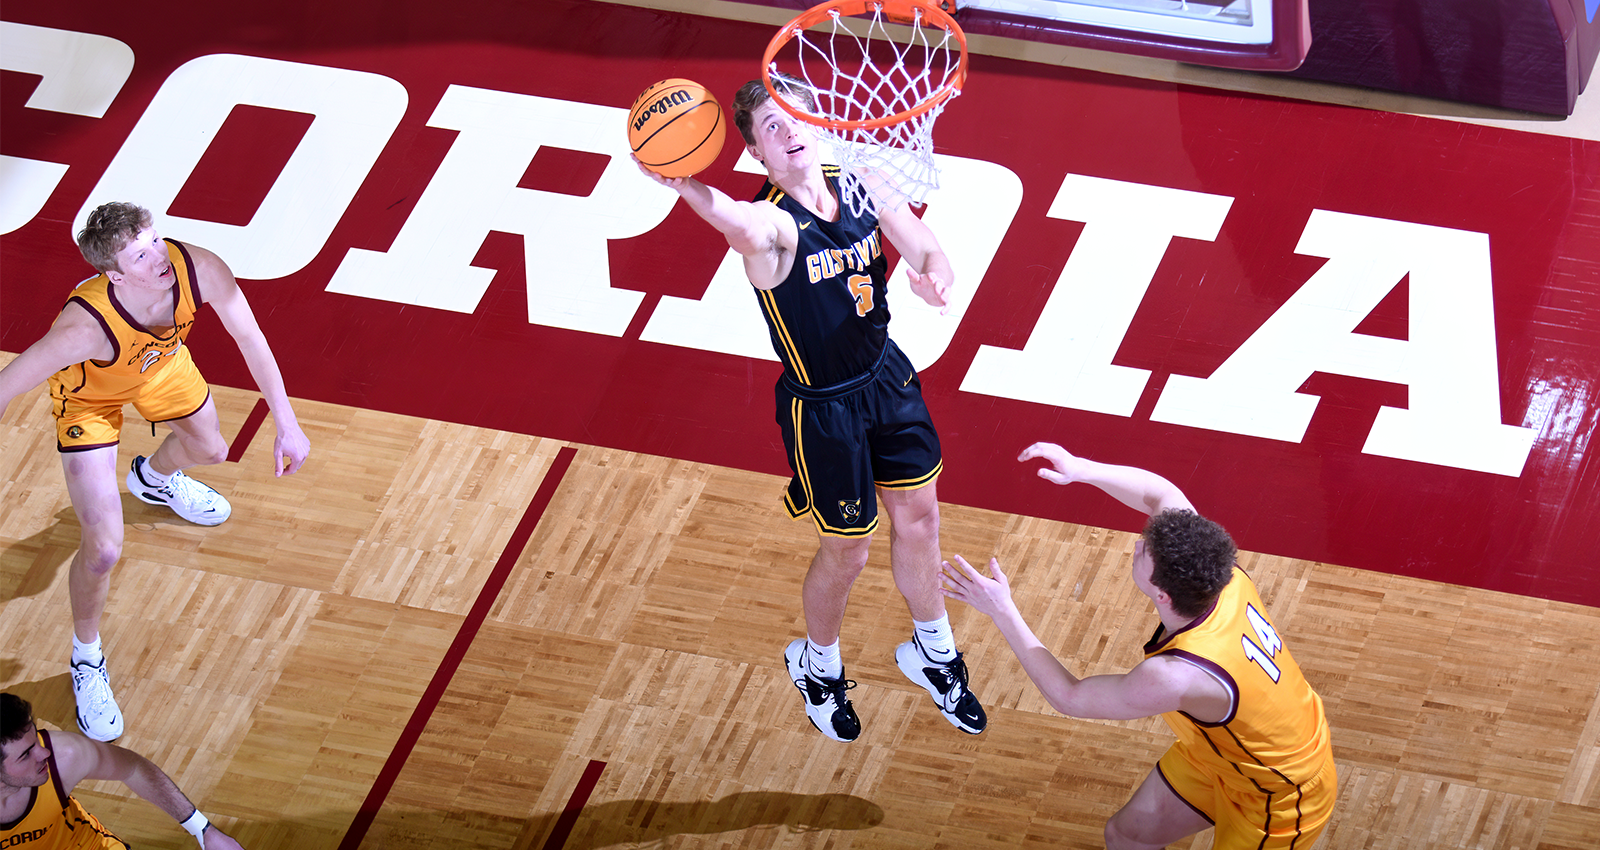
{"left": 753, "top": 166, "right": 891, "bottom": 390}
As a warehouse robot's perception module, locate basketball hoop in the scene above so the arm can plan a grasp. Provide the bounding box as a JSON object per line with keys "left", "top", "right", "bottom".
{"left": 762, "top": 0, "right": 969, "bottom": 218}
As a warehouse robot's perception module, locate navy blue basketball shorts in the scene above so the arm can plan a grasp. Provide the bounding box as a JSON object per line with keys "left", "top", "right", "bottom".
{"left": 775, "top": 342, "right": 942, "bottom": 538}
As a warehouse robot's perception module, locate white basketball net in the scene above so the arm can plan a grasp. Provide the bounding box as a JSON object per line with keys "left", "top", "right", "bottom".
{"left": 772, "top": 4, "right": 964, "bottom": 218}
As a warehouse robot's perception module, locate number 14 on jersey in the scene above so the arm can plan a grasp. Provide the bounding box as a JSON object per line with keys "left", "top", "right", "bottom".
{"left": 1241, "top": 604, "right": 1285, "bottom": 683}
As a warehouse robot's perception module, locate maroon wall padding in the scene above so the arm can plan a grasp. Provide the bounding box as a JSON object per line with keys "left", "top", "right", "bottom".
{"left": 1288, "top": 0, "right": 1597, "bottom": 115}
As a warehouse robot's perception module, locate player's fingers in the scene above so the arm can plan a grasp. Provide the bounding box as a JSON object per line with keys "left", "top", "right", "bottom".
{"left": 951, "top": 554, "right": 984, "bottom": 578}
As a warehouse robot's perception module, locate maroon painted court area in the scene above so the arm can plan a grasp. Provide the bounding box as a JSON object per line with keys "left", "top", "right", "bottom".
{"left": 2, "top": 1, "right": 1597, "bottom": 609}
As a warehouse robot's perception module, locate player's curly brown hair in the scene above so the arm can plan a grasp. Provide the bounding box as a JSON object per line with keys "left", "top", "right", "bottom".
{"left": 1142, "top": 509, "right": 1236, "bottom": 619}
{"left": 76, "top": 201, "right": 153, "bottom": 273}
{"left": 732, "top": 71, "right": 818, "bottom": 147}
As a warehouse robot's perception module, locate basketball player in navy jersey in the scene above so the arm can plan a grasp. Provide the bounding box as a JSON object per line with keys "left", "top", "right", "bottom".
{"left": 637, "top": 72, "right": 984, "bottom": 743}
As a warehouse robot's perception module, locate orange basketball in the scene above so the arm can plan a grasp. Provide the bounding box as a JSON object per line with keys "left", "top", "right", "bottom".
{"left": 628, "top": 78, "right": 726, "bottom": 178}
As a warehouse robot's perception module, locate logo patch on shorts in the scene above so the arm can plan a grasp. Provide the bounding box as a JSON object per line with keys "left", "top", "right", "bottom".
{"left": 838, "top": 499, "right": 862, "bottom": 524}
{"left": 67, "top": 425, "right": 84, "bottom": 439}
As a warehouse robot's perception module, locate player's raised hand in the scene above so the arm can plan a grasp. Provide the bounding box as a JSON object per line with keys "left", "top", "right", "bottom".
{"left": 906, "top": 268, "right": 951, "bottom": 315}
{"left": 633, "top": 155, "right": 689, "bottom": 191}
{"left": 1018, "top": 442, "right": 1088, "bottom": 486}
{"left": 940, "top": 554, "right": 1016, "bottom": 619}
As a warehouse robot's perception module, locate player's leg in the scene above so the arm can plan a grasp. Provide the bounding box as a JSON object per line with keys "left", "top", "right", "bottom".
{"left": 148, "top": 393, "right": 228, "bottom": 471}
{"left": 779, "top": 390, "right": 874, "bottom": 742}
{"left": 802, "top": 533, "right": 873, "bottom": 646}
{"left": 1105, "top": 764, "right": 1214, "bottom": 850}
{"left": 128, "top": 393, "right": 231, "bottom": 526}
{"left": 880, "top": 480, "right": 942, "bottom": 622}
{"left": 872, "top": 344, "right": 984, "bottom": 733}
{"left": 884, "top": 478, "right": 985, "bottom": 733}
{"left": 60, "top": 445, "right": 127, "bottom": 741}
{"left": 785, "top": 533, "right": 872, "bottom": 742}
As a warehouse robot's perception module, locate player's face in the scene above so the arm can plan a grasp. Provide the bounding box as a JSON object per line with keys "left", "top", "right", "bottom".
{"left": 1131, "top": 539, "right": 1161, "bottom": 603}
{"left": 107, "top": 226, "right": 175, "bottom": 291}
{"left": 0, "top": 726, "right": 50, "bottom": 789}
{"left": 746, "top": 97, "right": 819, "bottom": 174}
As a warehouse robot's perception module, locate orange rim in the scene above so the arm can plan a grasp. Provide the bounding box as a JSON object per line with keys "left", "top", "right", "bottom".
{"left": 761, "top": 0, "right": 969, "bottom": 132}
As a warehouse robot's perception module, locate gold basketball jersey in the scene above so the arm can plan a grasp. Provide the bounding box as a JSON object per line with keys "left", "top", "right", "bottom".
{"left": 46, "top": 239, "right": 201, "bottom": 405}
{"left": 1143, "top": 566, "right": 1333, "bottom": 793}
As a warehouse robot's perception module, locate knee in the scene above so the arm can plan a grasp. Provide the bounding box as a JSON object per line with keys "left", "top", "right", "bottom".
{"left": 1103, "top": 817, "right": 1135, "bottom": 850}
{"left": 816, "top": 536, "right": 873, "bottom": 575}
{"left": 76, "top": 534, "right": 123, "bottom": 575}
{"left": 889, "top": 496, "right": 939, "bottom": 540}
{"left": 197, "top": 437, "right": 229, "bottom": 467}
{"left": 1103, "top": 810, "right": 1161, "bottom": 850}
{"left": 177, "top": 429, "right": 229, "bottom": 467}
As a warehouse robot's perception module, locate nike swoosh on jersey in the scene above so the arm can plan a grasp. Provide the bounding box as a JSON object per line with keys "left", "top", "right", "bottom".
{"left": 799, "top": 220, "right": 812, "bottom": 229}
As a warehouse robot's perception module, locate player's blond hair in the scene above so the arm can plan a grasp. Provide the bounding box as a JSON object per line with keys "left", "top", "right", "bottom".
{"left": 732, "top": 72, "right": 818, "bottom": 147}
{"left": 76, "top": 202, "right": 154, "bottom": 273}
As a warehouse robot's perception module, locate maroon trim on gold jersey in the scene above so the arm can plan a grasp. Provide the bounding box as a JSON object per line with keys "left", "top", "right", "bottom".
{"left": 64, "top": 295, "right": 120, "bottom": 370}
{"left": 148, "top": 389, "right": 211, "bottom": 424}
{"left": 0, "top": 788, "right": 37, "bottom": 832}
{"left": 170, "top": 239, "right": 203, "bottom": 306}
{"left": 1154, "top": 763, "right": 1215, "bottom": 825}
{"left": 59, "top": 439, "right": 122, "bottom": 452}
{"left": 1143, "top": 595, "right": 1223, "bottom": 655}
{"left": 37, "top": 729, "right": 70, "bottom": 809}
{"left": 107, "top": 276, "right": 181, "bottom": 339}
{"left": 1161, "top": 648, "right": 1240, "bottom": 727}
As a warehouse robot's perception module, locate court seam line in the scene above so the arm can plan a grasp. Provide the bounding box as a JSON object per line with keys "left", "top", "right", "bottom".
{"left": 224, "top": 397, "right": 269, "bottom": 463}
{"left": 338, "top": 443, "right": 579, "bottom": 850}
{"left": 542, "top": 759, "right": 607, "bottom": 850}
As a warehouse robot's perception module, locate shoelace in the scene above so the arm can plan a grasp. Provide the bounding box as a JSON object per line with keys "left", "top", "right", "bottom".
{"left": 928, "top": 656, "right": 970, "bottom": 707}
{"left": 73, "top": 665, "right": 112, "bottom": 709}
{"left": 797, "top": 674, "right": 857, "bottom": 706}
{"left": 164, "top": 472, "right": 218, "bottom": 509}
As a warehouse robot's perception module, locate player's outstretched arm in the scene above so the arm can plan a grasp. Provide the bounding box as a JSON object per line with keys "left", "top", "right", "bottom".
{"left": 0, "top": 306, "right": 111, "bottom": 420}
{"left": 633, "top": 158, "right": 785, "bottom": 264}
{"left": 1018, "top": 442, "right": 1193, "bottom": 516}
{"left": 877, "top": 199, "right": 952, "bottom": 314}
{"left": 49, "top": 730, "right": 247, "bottom": 849}
{"left": 940, "top": 555, "right": 1205, "bottom": 721}
{"left": 186, "top": 243, "right": 309, "bottom": 477}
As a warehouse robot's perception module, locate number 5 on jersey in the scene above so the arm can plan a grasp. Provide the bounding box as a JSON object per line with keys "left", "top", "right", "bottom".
{"left": 847, "top": 274, "right": 875, "bottom": 317}
{"left": 1240, "top": 604, "right": 1284, "bottom": 683}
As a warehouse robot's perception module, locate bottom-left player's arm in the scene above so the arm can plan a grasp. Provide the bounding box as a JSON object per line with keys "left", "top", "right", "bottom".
{"left": 187, "top": 243, "right": 310, "bottom": 476}
{"left": 50, "top": 730, "right": 247, "bottom": 849}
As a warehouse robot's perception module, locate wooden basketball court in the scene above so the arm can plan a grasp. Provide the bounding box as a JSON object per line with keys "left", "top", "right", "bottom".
{"left": 4, "top": 366, "right": 1599, "bottom": 849}
{"left": 5, "top": 0, "right": 1600, "bottom": 847}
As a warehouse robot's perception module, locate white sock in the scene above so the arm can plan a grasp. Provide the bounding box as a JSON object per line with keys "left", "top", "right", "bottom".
{"left": 805, "top": 638, "right": 843, "bottom": 680}
{"left": 139, "top": 457, "right": 171, "bottom": 486}
{"left": 912, "top": 615, "right": 957, "bottom": 663}
{"left": 72, "top": 634, "right": 103, "bottom": 666}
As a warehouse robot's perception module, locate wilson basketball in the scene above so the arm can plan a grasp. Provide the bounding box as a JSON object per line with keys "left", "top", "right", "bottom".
{"left": 629, "top": 78, "right": 725, "bottom": 178}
